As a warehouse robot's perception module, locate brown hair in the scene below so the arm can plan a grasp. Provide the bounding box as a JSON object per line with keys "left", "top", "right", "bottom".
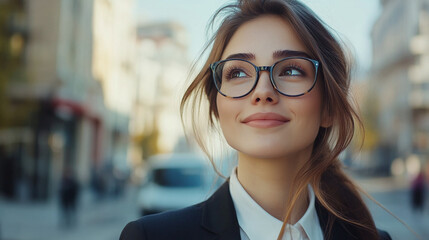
{"left": 181, "top": 0, "right": 378, "bottom": 239}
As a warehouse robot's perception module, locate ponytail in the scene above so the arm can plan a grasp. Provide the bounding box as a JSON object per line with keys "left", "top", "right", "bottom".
{"left": 316, "top": 163, "right": 378, "bottom": 239}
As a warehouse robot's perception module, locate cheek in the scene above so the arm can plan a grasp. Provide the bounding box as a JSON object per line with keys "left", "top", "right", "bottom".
{"left": 216, "top": 94, "right": 241, "bottom": 147}
{"left": 291, "top": 87, "right": 324, "bottom": 132}
{"left": 216, "top": 94, "right": 235, "bottom": 128}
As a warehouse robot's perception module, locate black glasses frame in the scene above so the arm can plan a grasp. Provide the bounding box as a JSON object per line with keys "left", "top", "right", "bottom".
{"left": 210, "top": 56, "right": 320, "bottom": 98}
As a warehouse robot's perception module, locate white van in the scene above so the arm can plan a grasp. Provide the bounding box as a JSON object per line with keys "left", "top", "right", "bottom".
{"left": 137, "top": 153, "right": 221, "bottom": 216}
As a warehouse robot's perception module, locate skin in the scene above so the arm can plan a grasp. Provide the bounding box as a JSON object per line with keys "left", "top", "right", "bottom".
{"left": 216, "top": 15, "right": 329, "bottom": 222}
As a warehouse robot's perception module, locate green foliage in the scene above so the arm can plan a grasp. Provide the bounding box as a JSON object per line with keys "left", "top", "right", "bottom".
{"left": 134, "top": 126, "right": 161, "bottom": 161}
{"left": 360, "top": 90, "right": 380, "bottom": 150}
{"left": 0, "top": 1, "right": 34, "bottom": 130}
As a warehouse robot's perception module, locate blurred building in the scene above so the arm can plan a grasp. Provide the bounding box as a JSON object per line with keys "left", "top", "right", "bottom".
{"left": 92, "top": 0, "right": 136, "bottom": 180}
{"left": 0, "top": 0, "right": 135, "bottom": 201}
{"left": 133, "top": 22, "right": 189, "bottom": 158}
{"left": 369, "top": 0, "right": 429, "bottom": 173}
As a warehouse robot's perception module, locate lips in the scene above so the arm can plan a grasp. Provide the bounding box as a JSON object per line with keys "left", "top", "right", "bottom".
{"left": 241, "top": 112, "right": 290, "bottom": 128}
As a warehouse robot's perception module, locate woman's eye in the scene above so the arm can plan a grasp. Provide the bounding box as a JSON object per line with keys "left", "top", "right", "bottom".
{"left": 229, "top": 70, "right": 247, "bottom": 79}
{"left": 282, "top": 68, "right": 302, "bottom": 76}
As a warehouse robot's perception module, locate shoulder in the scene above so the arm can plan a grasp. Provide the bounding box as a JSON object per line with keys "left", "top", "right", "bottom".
{"left": 377, "top": 229, "right": 392, "bottom": 240}
{"left": 119, "top": 202, "right": 206, "bottom": 240}
{"left": 120, "top": 181, "right": 238, "bottom": 240}
{"left": 315, "top": 198, "right": 392, "bottom": 240}
{"left": 138, "top": 202, "right": 204, "bottom": 230}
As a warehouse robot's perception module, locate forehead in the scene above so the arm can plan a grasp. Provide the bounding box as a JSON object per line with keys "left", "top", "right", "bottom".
{"left": 221, "top": 15, "right": 308, "bottom": 62}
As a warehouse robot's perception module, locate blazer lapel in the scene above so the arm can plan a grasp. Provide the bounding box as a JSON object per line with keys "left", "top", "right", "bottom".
{"left": 201, "top": 181, "right": 241, "bottom": 240}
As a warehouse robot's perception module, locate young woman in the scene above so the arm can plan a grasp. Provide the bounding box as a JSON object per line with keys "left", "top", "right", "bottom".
{"left": 121, "top": 0, "right": 391, "bottom": 239}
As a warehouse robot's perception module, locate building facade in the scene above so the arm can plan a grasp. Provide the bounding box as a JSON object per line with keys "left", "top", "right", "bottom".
{"left": 369, "top": 0, "right": 429, "bottom": 172}
{"left": 0, "top": 0, "right": 134, "bottom": 201}
{"left": 92, "top": 0, "right": 137, "bottom": 178}
{"left": 133, "top": 22, "right": 189, "bottom": 158}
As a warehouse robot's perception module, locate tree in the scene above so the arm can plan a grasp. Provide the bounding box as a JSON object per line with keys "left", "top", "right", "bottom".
{"left": 0, "top": 1, "right": 35, "bottom": 130}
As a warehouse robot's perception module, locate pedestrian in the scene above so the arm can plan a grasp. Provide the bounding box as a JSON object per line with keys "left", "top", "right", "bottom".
{"left": 58, "top": 167, "right": 80, "bottom": 228}
{"left": 410, "top": 170, "right": 425, "bottom": 213}
{"left": 121, "top": 0, "right": 391, "bottom": 239}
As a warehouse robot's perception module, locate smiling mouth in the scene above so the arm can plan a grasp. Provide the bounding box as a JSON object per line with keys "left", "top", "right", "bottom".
{"left": 241, "top": 112, "right": 290, "bottom": 128}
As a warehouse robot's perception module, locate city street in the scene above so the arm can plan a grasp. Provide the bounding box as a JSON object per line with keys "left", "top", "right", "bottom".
{"left": 0, "top": 1, "right": 428, "bottom": 240}
{"left": 0, "top": 187, "right": 140, "bottom": 240}
{"left": 357, "top": 176, "right": 429, "bottom": 240}
{"left": 0, "top": 176, "right": 428, "bottom": 240}
{"left": 369, "top": 189, "right": 429, "bottom": 240}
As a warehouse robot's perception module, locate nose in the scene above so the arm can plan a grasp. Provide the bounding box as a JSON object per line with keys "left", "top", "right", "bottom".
{"left": 251, "top": 71, "right": 279, "bottom": 104}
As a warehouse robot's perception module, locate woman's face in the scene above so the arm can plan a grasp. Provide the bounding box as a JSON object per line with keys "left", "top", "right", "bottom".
{"left": 216, "top": 15, "right": 328, "bottom": 161}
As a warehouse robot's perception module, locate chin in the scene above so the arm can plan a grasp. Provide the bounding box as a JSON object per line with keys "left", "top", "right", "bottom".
{"left": 232, "top": 141, "right": 314, "bottom": 161}
{"left": 237, "top": 145, "right": 295, "bottom": 160}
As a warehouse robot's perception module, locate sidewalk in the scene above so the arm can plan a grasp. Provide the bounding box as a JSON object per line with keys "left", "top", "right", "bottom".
{"left": 352, "top": 174, "right": 429, "bottom": 240}
{"left": 351, "top": 174, "right": 410, "bottom": 193}
{"left": 0, "top": 187, "right": 139, "bottom": 240}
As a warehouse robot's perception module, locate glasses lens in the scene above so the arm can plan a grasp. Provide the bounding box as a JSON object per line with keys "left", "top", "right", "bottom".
{"left": 214, "top": 60, "right": 256, "bottom": 97}
{"left": 272, "top": 58, "right": 316, "bottom": 96}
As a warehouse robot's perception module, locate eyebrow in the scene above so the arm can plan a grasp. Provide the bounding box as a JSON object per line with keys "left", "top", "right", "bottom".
{"left": 224, "top": 50, "right": 311, "bottom": 61}
{"left": 273, "top": 50, "right": 311, "bottom": 59}
{"left": 225, "top": 53, "right": 255, "bottom": 60}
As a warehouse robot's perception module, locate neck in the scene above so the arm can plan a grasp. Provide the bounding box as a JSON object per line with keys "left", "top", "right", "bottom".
{"left": 236, "top": 151, "right": 310, "bottom": 223}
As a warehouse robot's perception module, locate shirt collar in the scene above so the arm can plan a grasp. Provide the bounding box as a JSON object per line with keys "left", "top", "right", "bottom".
{"left": 229, "top": 166, "right": 323, "bottom": 240}
{"left": 296, "top": 177, "right": 323, "bottom": 240}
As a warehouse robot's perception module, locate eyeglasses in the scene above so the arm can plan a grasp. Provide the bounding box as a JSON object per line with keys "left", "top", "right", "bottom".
{"left": 210, "top": 57, "right": 319, "bottom": 98}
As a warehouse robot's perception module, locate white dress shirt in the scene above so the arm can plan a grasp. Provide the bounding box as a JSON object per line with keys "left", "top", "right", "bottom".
{"left": 229, "top": 167, "right": 324, "bottom": 240}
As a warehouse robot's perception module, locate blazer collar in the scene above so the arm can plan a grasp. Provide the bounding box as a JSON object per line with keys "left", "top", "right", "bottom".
{"left": 201, "top": 181, "right": 241, "bottom": 239}
{"left": 201, "top": 180, "right": 361, "bottom": 240}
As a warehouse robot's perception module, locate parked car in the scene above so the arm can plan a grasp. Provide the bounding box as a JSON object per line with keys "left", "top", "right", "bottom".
{"left": 137, "top": 153, "right": 220, "bottom": 216}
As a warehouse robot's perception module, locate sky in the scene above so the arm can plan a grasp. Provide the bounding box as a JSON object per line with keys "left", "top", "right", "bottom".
{"left": 136, "top": 0, "right": 381, "bottom": 73}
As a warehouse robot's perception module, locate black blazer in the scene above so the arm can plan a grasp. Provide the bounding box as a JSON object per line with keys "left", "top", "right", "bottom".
{"left": 120, "top": 182, "right": 391, "bottom": 240}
